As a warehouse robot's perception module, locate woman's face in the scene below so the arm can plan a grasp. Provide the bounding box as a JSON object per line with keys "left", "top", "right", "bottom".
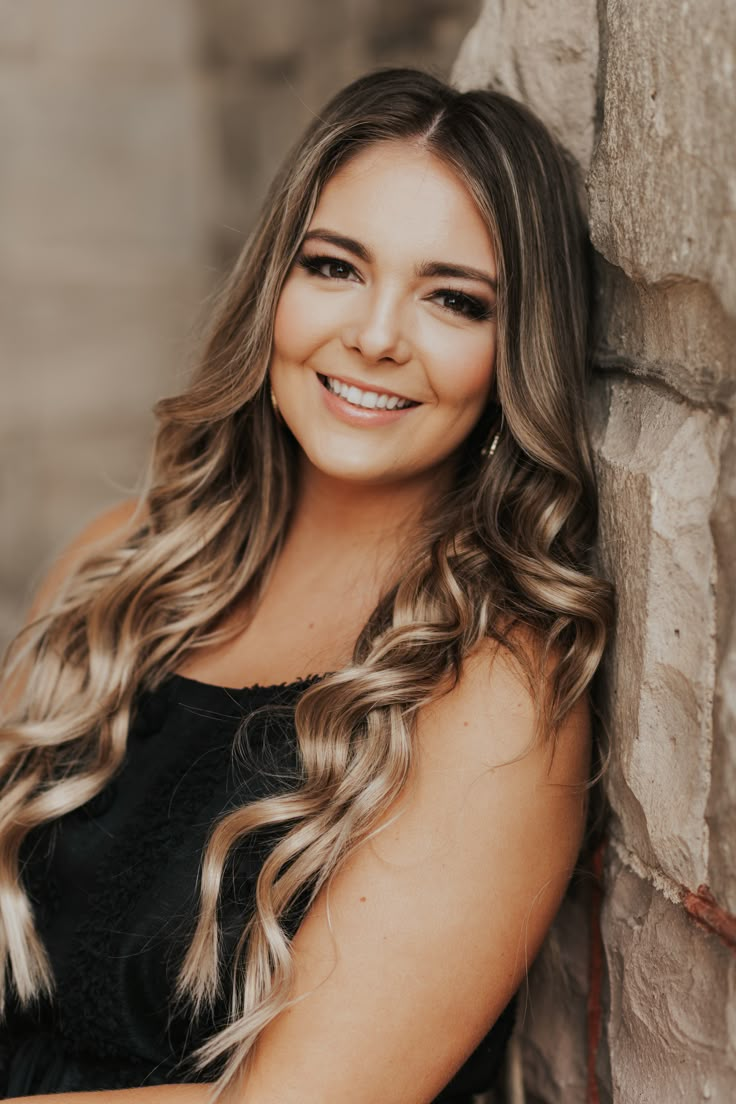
{"left": 269, "top": 140, "right": 498, "bottom": 487}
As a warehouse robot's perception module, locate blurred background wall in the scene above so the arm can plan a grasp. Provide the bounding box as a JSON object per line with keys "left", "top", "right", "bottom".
{"left": 0, "top": 0, "right": 479, "bottom": 647}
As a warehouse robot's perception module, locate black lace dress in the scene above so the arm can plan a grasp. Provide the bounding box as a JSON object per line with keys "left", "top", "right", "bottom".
{"left": 1, "top": 674, "right": 515, "bottom": 1099}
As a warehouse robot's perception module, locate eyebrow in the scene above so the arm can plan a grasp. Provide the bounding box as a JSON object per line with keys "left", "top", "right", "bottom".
{"left": 417, "top": 260, "right": 497, "bottom": 291}
{"left": 301, "top": 229, "right": 498, "bottom": 292}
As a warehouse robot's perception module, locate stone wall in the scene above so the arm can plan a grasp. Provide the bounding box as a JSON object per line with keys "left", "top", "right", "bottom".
{"left": 454, "top": 2, "right": 736, "bottom": 1101}
{"left": 0, "top": 0, "right": 479, "bottom": 649}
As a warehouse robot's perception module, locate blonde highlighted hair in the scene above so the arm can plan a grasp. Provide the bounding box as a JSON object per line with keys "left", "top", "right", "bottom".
{"left": 0, "top": 69, "right": 613, "bottom": 1096}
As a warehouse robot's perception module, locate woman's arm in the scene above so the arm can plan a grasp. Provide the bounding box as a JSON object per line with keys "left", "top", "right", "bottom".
{"left": 6, "top": 1089, "right": 211, "bottom": 1104}
{"left": 8, "top": 634, "right": 590, "bottom": 1104}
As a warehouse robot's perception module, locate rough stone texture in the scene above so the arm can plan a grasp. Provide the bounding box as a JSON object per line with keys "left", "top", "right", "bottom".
{"left": 452, "top": 0, "right": 599, "bottom": 171}
{"left": 513, "top": 880, "right": 590, "bottom": 1104}
{"left": 603, "top": 857, "right": 736, "bottom": 1102}
{"left": 709, "top": 419, "right": 736, "bottom": 914}
{"left": 593, "top": 376, "right": 725, "bottom": 889}
{"left": 452, "top": 0, "right": 736, "bottom": 1100}
{"left": 596, "top": 258, "right": 736, "bottom": 408}
{"left": 588, "top": 0, "right": 736, "bottom": 318}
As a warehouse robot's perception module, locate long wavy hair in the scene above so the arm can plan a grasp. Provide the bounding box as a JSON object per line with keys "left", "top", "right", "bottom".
{"left": 0, "top": 68, "right": 613, "bottom": 1096}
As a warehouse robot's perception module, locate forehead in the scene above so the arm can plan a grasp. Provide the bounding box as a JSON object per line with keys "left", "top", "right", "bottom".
{"left": 309, "top": 141, "right": 496, "bottom": 278}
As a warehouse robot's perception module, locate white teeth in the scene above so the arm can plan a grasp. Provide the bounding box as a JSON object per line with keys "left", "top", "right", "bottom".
{"left": 324, "top": 376, "right": 413, "bottom": 411}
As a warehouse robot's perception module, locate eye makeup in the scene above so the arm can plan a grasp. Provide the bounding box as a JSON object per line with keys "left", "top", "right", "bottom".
{"left": 295, "top": 251, "right": 495, "bottom": 323}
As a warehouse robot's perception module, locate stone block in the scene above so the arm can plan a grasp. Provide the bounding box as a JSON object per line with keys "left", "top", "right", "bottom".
{"left": 592, "top": 375, "right": 725, "bottom": 889}
{"left": 587, "top": 0, "right": 736, "bottom": 319}
{"left": 602, "top": 856, "right": 736, "bottom": 1102}
{"left": 0, "top": 67, "right": 211, "bottom": 270}
{"left": 452, "top": 0, "right": 599, "bottom": 171}
{"left": 595, "top": 258, "right": 736, "bottom": 407}
{"left": 708, "top": 419, "right": 736, "bottom": 913}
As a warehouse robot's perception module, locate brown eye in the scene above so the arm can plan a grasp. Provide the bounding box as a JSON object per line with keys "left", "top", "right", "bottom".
{"left": 433, "top": 289, "right": 493, "bottom": 321}
{"left": 297, "top": 254, "right": 358, "bottom": 281}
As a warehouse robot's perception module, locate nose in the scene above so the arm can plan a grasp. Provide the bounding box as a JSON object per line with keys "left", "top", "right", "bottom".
{"left": 341, "top": 286, "right": 412, "bottom": 365}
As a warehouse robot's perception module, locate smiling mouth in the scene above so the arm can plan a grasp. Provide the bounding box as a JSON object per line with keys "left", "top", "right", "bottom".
{"left": 317, "top": 374, "right": 420, "bottom": 411}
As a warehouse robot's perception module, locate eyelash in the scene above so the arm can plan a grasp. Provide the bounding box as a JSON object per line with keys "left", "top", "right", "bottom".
{"left": 296, "top": 253, "right": 494, "bottom": 322}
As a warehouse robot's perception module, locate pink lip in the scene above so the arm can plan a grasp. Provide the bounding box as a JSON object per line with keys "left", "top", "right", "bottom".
{"left": 314, "top": 372, "right": 419, "bottom": 427}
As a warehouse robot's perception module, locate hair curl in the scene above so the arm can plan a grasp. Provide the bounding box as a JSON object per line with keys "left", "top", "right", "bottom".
{"left": 0, "top": 68, "right": 613, "bottom": 1096}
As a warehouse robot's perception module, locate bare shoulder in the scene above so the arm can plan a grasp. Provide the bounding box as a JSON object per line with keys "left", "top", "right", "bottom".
{"left": 26, "top": 497, "right": 145, "bottom": 622}
{"left": 417, "top": 626, "right": 591, "bottom": 789}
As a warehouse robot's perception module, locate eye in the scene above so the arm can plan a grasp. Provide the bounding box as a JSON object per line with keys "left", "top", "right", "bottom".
{"left": 432, "top": 289, "right": 494, "bottom": 321}
{"left": 297, "top": 253, "right": 359, "bottom": 281}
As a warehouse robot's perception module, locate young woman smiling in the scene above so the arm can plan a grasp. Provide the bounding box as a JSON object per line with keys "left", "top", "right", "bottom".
{"left": 0, "top": 69, "right": 613, "bottom": 1103}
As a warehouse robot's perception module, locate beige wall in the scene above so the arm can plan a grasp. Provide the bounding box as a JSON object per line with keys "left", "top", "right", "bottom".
{"left": 454, "top": 1, "right": 736, "bottom": 1100}
{"left": 197, "top": 0, "right": 481, "bottom": 273}
{"left": 0, "top": 1, "right": 212, "bottom": 645}
{"left": 0, "top": 0, "right": 479, "bottom": 648}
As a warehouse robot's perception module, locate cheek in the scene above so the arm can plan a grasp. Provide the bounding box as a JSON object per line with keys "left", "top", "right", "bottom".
{"left": 428, "top": 327, "right": 497, "bottom": 409}
{"left": 272, "top": 283, "right": 306, "bottom": 363}
{"left": 272, "top": 280, "right": 335, "bottom": 365}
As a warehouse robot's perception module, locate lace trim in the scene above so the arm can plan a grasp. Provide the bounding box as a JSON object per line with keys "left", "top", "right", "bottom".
{"left": 164, "top": 671, "right": 327, "bottom": 697}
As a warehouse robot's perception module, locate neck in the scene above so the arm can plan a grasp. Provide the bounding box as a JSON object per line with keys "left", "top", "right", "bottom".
{"left": 285, "top": 455, "right": 453, "bottom": 567}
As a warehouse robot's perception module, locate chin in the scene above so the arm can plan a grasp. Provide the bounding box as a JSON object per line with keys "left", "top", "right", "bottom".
{"left": 300, "top": 438, "right": 453, "bottom": 488}
{"left": 305, "top": 450, "right": 394, "bottom": 484}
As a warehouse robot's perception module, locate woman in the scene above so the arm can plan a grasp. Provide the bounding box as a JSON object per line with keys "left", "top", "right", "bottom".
{"left": 0, "top": 68, "right": 613, "bottom": 1102}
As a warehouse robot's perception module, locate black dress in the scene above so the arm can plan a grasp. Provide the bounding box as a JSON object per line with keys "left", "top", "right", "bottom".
{"left": 2, "top": 674, "right": 515, "bottom": 1099}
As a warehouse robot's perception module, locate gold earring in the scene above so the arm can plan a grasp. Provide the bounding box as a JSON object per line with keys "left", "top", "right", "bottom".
{"left": 269, "top": 384, "right": 282, "bottom": 421}
{"left": 481, "top": 429, "right": 501, "bottom": 459}
{"left": 480, "top": 410, "right": 504, "bottom": 459}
